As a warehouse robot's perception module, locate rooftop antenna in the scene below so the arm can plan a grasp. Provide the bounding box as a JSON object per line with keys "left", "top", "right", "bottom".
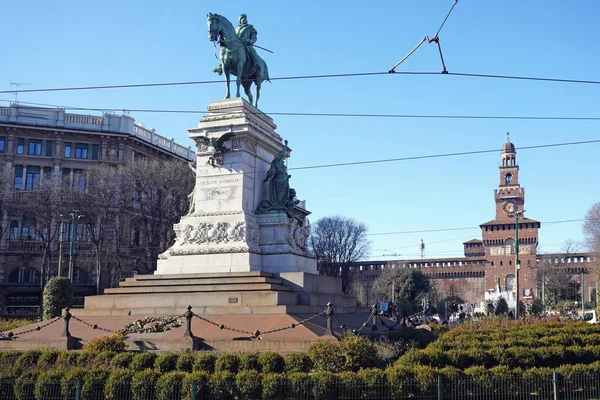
{"left": 420, "top": 239, "right": 425, "bottom": 259}
{"left": 389, "top": 0, "right": 459, "bottom": 74}
{"left": 10, "top": 82, "right": 31, "bottom": 104}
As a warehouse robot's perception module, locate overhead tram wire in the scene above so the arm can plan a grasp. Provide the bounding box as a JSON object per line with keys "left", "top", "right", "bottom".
{"left": 0, "top": 138, "right": 597, "bottom": 191}
{"left": 367, "top": 218, "right": 597, "bottom": 237}
{"left": 3, "top": 98, "right": 600, "bottom": 122}
{"left": 2, "top": 70, "right": 600, "bottom": 95}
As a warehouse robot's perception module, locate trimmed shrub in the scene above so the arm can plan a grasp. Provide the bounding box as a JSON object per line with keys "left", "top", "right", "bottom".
{"left": 37, "top": 349, "right": 61, "bottom": 368}
{"left": 209, "top": 371, "right": 236, "bottom": 400}
{"left": 110, "top": 352, "right": 134, "bottom": 369}
{"left": 60, "top": 368, "right": 87, "bottom": 400}
{"left": 238, "top": 352, "right": 260, "bottom": 371}
{"left": 337, "top": 371, "right": 362, "bottom": 399}
{"left": 154, "top": 352, "right": 178, "bottom": 373}
{"left": 130, "top": 352, "right": 157, "bottom": 372}
{"left": 287, "top": 372, "right": 313, "bottom": 399}
{"left": 104, "top": 369, "right": 134, "bottom": 400}
{"left": 215, "top": 353, "right": 239, "bottom": 373}
{"left": 82, "top": 333, "right": 127, "bottom": 353}
{"left": 193, "top": 353, "right": 217, "bottom": 373}
{"left": 176, "top": 351, "right": 194, "bottom": 372}
{"left": 312, "top": 371, "right": 338, "bottom": 400}
{"left": 34, "top": 369, "right": 64, "bottom": 400}
{"left": 75, "top": 351, "right": 94, "bottom": 368}
{"left": 16, "top": 350, "right": 41, "bottom": 368}
{"left": 90, "top": 351, "right": 116, "bottom": 367}
{"left": 0, "top": 350, "right": 22, "bottom": 369}
{"left": 0, "top": 366, "right": 22, "bottom": 400}
{"left": 56, "top": 351, "right": 79, "bottom": 367}
{"left": 258, "top": 352, "right": 285, "bottom": 374}
{"left": 156, "top": 371, "right": 187, "bottom": 400}
{"left": 80, "top": 368, "right": 110, "bottom": 400}
{"left": 182, "top": 371, "right": 210, "bottom": 400}
{"left": 262, "top": 373, "right": 288, "bottom": 399}
{"left": 236, "top": 370, "right": 262, "bottom": 399}
{"left": 339, "top": 332, "right": 377, "bottom": 371}
{"left": 131, "top": 369, "right": 160, "bottom": 400}
{"left": 14, "top": 370, "right": 39, "bottom": 400}
{"left": 306, "top": 339, "right": 345, "bottom": 372}
{"left": 42, "top": 277, "right": 73, "bottom": 319}
{"left": 285, "top": 352, "right": 312, "bottom": 373}
{"left": 357, "top": 368, "right": 388, "bottom": 399}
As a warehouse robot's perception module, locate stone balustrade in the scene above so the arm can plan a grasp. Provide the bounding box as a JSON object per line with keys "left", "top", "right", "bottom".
{"left": 0, "top": 105, "right": 195, "bottom": 161}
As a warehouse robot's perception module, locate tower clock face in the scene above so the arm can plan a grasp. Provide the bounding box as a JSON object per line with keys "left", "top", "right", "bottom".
{"left": 505, "top": 173, "right": 512, "bottom": 184}
{"left": 503, "top": 201, "right": 516, "bottom": 214}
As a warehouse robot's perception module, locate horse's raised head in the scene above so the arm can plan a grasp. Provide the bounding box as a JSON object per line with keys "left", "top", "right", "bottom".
{"left": 207, "top": 12, "right": 219, "bottom": 42}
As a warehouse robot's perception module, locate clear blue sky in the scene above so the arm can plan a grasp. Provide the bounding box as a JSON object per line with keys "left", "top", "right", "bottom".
{"left": 1, "top": 0, "right": 599, "bottom": 260}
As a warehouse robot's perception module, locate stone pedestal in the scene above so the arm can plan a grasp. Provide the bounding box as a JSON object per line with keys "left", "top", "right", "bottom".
{"left": 155, "top": 98, "right": 317, "bottom": 275}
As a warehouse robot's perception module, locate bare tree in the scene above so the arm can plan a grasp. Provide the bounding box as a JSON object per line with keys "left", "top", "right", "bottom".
{"left": 536, "top": 242, "right": 583, "bottom": 308}
{"left": 124, "top": 158, "right": 193, "bottom": 273}
{"left": 308, "top": 215, "right": 370, "bottom": 291}
{"left": 71, "top": 165, "right": 129, "bottom": 294}
{"left": 584, "top": 202, "right": 600, "bottom": 255}
{"left": 0, "top": 167, "right": 13, "bottom": 244}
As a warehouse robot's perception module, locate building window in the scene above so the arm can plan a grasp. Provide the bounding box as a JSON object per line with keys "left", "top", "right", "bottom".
{"left": 42, "top": 167, "right": 52, "bottom": 188}
{"left": 9, "top": 267, "right": 39, "bottom": 283}
{"left": 14, "top": 165, "right": 23, "bottom": 189}
{"left": 62, "top": 168, "right": 71, "bottom": 186}
{"left": 45, "top": 140, "right": 54, "bottom": 157}
{"left": 64, "top": 143, "right": 72, "bottom": 158}
{"left": 131, "top": 226, "right": 140, "bottom": 247}
{"left": 73, "top": 169, "right": 86, "bottom": 189}
{"left": 21, "top": 212, "right": 37, "bottom": 240}
{"left": 75, "top": 143, "right": 88, "bottom": 159}
{"left": 28, "top": 140, "right": 42, "bottom": 155}
{"left": 9, "top": 221, "right": 19, "bottom": 240}
{"left": 16, "top": 138, "right": 24, "bottom": 154}
{"left": 25, "top": 166, "right": 40, "bottom": 190}
{"left": 91, "top": 144, "right": 100, "bottom": 160}
{"left": 0, "top": 137, "right": 5, "bottom": 152}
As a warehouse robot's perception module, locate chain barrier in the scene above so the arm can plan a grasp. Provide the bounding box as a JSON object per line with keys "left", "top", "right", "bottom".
{"left": 334, "top": 309, "right": 375, "bottom": 335}
{"left": 193, "top": 308, "right": 327, "bottom": 338}
{"left": 71, "top": 316, "right": 115, "bottom": 333}
{"left": 5, "top": 316, "right": 63, "bottom": 339}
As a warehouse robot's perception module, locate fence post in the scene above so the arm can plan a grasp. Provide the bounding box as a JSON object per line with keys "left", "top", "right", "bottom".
{"left": 62, "top": 307, "right": 72, "bottom": 337}
{"left": 437, "top": 375, "right": 444, "bottom": 400}
{"left": 325, "top": 302, "right": 334, "bottom": 336}
{"left": 553, "top": 371, "right": 560, "bottom": 400}
{"left": 75, "top": 378, "right": 82, "bottom": 400}
{"left": 190, "top": 380, "right": 197, "bottom": 400}
{"left": 314, "top": 377, "right": 319, "bottom": 400}
{"left": 184, "top": 305, "right": 194, "bottom": 337}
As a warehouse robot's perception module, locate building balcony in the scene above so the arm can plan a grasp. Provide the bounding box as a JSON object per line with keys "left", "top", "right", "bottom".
{"left": 7, "top": 240, "right": 43, "bottom": 252}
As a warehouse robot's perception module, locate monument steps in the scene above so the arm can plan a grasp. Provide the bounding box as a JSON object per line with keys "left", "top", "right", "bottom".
{"left": 104, "top": 283, "right": 292, "bottom": 295}
{"left": 119, "top": 276, "right": 284, "bottom": 287}
{"left": 129, "top": 271, "right": 276, "bottom": 281}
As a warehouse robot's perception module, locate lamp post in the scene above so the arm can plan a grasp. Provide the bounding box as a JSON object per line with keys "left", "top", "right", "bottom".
{"left": 67, "top": 211, "right": 84, "bottom": 282}
{"left": 504, "top": 202, "right": 525, "bottom": 317}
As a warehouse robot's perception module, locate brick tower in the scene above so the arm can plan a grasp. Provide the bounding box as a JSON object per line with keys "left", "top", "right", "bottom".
{"left": 481, "top": 135, "right": 540, "bottom": 307}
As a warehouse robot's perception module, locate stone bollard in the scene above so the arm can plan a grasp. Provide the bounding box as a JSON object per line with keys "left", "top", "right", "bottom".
{"left": 62, "top": 307, "right": 72, "bottom": 338}
{"left": 371, "top": 303, "right": 379, "bottom": 331}
{"left": 325, "top": 302, "right": 335, "bottom": 336}
{"left": 184, "top": 305, "right": 194, "bottom": 337}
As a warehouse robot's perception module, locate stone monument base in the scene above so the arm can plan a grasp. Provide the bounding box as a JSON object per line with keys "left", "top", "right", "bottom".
{"left": 80, "top": 271, "right": 357, "bottom": 316}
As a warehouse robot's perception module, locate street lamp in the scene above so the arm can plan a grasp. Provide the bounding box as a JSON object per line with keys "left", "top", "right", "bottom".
{"left": 504, "top": 202, "right": 525, "bottom": 317}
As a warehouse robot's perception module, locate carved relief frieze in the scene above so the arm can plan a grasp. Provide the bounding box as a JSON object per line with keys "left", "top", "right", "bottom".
{"left": 193, "top": 137, "right": 211, "bottom": 153}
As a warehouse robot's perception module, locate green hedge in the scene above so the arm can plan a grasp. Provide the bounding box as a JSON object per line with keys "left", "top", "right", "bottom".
{"left": 42, "top": 277, "right": 73, "bottom": 320}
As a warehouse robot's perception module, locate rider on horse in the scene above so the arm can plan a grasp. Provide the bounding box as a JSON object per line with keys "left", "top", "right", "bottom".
{"left": 213, "top": 14, "right": 261, "bottom": 75}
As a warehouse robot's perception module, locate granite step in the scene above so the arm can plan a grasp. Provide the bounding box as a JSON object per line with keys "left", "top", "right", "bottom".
{"left": 104, "top": 283, "right": 292, "bottom": 295}
{"left": 120, "top": 276, "right": 283, "bottom": 287}
{"left": 129, "top": 271, "right": 275, "bottom": 281}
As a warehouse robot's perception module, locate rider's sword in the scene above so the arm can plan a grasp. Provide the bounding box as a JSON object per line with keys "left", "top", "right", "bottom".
{"left": 250, "top": 44, "right": 274, "bottom": 54}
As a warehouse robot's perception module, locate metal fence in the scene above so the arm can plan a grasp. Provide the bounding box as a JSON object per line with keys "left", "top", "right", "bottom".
{"left": 1, "top": 373, "right": 600, "bottom": 400}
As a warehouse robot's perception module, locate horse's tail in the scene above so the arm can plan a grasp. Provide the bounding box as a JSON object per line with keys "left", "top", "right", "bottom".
{"left": 262, "top": 61, "right": 271, "bottom": 83}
